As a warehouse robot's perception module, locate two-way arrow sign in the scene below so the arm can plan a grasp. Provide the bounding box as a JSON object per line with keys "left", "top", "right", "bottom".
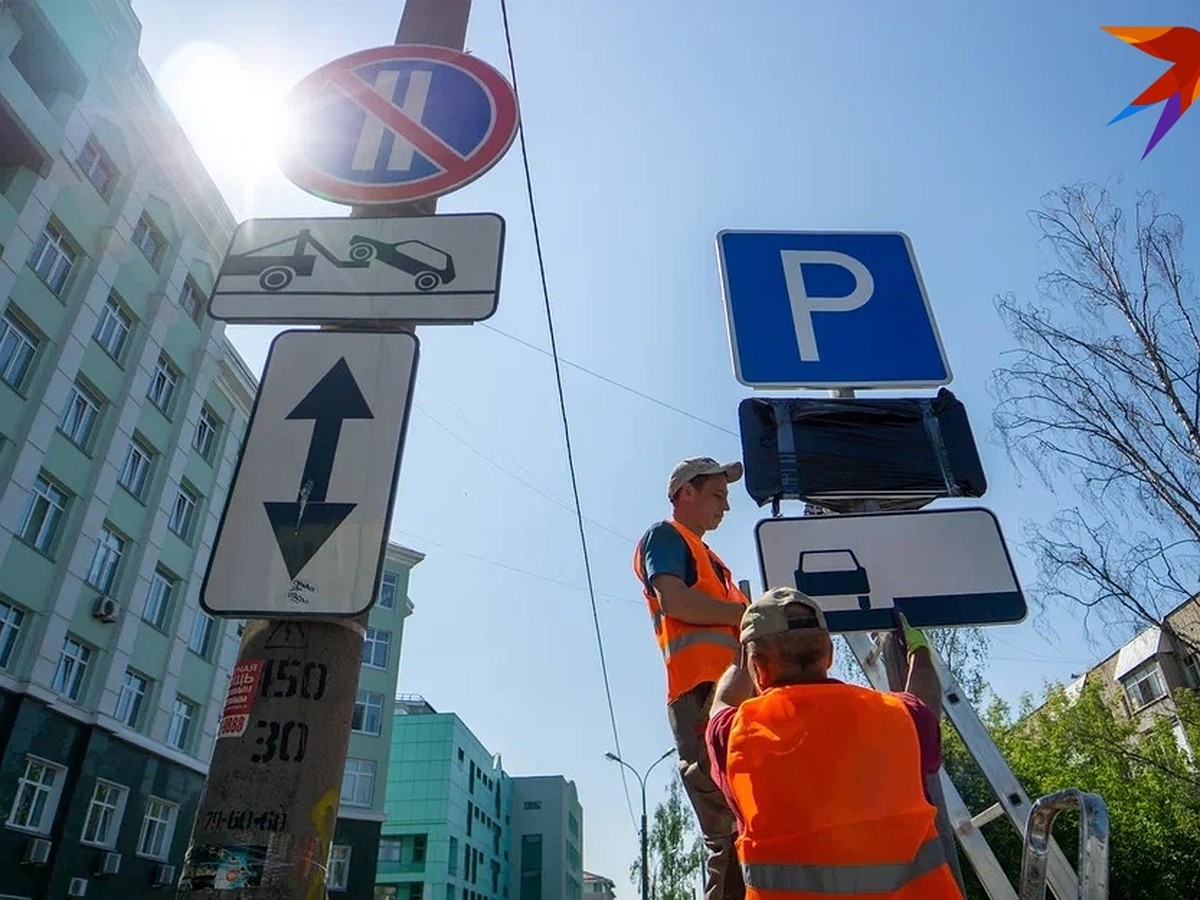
{"left": 202, "top": 330, "right": 418, "bottom": 617}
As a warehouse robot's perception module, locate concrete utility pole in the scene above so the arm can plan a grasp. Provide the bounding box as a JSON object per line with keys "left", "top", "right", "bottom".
{"left": 179, "top": 2, "right": 472, "bottom": 897}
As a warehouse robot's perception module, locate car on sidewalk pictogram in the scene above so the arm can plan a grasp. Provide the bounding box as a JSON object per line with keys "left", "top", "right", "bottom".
{"left": 347, "top": 237, "right": 456, "bottom": 291}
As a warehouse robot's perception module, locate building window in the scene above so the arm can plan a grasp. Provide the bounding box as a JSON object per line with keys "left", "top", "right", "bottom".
{"left": 6, "top": 756, "right": 66, "bottom": 834}
{"left": 143, "top": 569, "right": 175, "bottom": 630}
{"left": 341, "top": 758, "right": 376, "bottom": 807}
{"left": 147, "top": 355, "right": 179, "bottom": 414}
{"left": 52, "top": 635, "right": 91, "bottom": 701}
{"left": 1179, "top": 653, "right": 1200, "bottom": 689}
{"left": 28, "top": 222, "right": 76, "bottom": 295}
{"left": 59, "top": 381, "right": 102, "bottom": 448}
{"left": 413, "top": 834, "right": 427, "bottom": 863}
{"left": 77, "top": 137, "right": 117, "bottom": 198}
{"left": 137, "top": 797, "right": 178, "bottom": 859}
{"left": 118, "top": 438, "right": 155, "bottom": 499}
{"left": 189, "top": 611, "right": 215, "bottom": 658}
{"left": 407, "top": 884, "right": 423, "bottom": 900}
{"left": 168, "top": 484, "right": 199, "bottom": 540}
{"left": 131, "top": 213, "right": 165, "bottom": 268}
{"left": 1123, "top": 662, "right": 1167, "bottom": 709}
{"left": 17, "top": 474, "right": 67, "bottom": 553}
{"left": 362, "top": 628, "right": 390, "bottom": 669}
{"left": 351, "top": 690, "right": 384, "bottom": 735}
{"left": 194, "top": 407, "right": 220, "bottom": 460}
{"left": 81, "top": 780, "right": 128, "bottom": 847}
{"left": 378, "top": 571, "right": 398, "bottom": 609}
{"left": 0, "top": 599, "right": 24, "bottom": 669}
{"left": 448, "top": 836, "right": 458, "bottom": 875}
{"left": 179, "top": 278, "right": 205, "bottom": 322}
{"left": 0, "top": 311, "right": 39, "bottom": 388}
{"left": 328, "top": 845, "right": 351, "bottom": 891}
{"left": 86, "top": 525, "right": 125, "bottom": 594}
{"left": 378, "top": 839, "right": 402, "bottom": 862}
{"left": 523, "top": 801, "right": 541, "bottom": 810}
{"left": 167, "top": 696, "right": 197, "bottom": 750}
{"left": 93, "top": 295, "right": 132, "bottom": 361}
{"left": 520, "top": 834, "right": 543, "bottom": 900}
{"left": 115, "top": 668, "right": 149, "bottom": 728}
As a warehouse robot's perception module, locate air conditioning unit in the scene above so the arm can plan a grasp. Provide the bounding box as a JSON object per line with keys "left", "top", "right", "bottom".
{"left": 67, "top": 878, "right": 88, "bottom": 897}
{"left": 152, "top": 864, "right": 176, "bottom": 887}
{"left": 97, "top": 851, "right": 121, "bottom": 875}
{"left": 21, "top": 838, "right": 51, "bottom": 865}
{"left": 92, "top": 596, "right": 119, "bottom": 623}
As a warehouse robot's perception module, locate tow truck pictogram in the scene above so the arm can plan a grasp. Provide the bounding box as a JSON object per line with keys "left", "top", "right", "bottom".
{"left": 219, "top": 229, "right": 456, "bottom": 293}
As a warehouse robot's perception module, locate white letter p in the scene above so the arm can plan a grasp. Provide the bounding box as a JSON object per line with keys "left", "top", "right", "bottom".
{"left": 780, "top": 250, "right": 874, "bottom": 361}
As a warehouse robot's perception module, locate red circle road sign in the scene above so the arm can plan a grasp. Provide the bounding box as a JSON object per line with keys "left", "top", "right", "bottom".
{"left": 279, "top": 44, "right": 520, "bottom": 205}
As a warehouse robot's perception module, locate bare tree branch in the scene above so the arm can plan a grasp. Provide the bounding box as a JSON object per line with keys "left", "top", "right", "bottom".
{"left": 991, "top": 184, "right": 1200, "bottom": 654}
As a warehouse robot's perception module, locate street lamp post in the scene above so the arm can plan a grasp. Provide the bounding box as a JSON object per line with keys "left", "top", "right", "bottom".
{"left": 605, "top": 748, "right": 675, "bottom": 900}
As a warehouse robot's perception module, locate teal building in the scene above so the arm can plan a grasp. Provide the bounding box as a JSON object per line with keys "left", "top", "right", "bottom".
{"left": 378, "top": 698, "right": 585, "bottom": 900}
{"left": 377, "top": 695, "right": 512, "bottom": 900}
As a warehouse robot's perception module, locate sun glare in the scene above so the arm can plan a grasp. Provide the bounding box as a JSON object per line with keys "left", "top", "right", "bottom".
{"left": 155, "top": 41, "right": 293, "bottom": 214}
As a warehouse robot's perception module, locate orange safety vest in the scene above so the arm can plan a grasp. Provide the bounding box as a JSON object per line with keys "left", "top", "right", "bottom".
{"left": 726, "top": 683, "right": 962, "bottom": 900}
{"left": 634, "top": 520, "right": 748, "bottom": 702}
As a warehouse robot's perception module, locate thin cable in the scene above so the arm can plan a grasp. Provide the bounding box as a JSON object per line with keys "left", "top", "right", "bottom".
{"left": 481, "top": 322, "right": 739, "bottom": 437}
{"left": 499, "top": 0, "right": 638, "bottom": 832}
{"left": 413, "top": 403, "right": 638, "bottom": 544}
{"left": 390, "top": 526, "right": 643, "bottom": 607}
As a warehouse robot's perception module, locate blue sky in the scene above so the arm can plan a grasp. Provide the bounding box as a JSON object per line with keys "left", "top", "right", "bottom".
{"left": 133, "top": 1, "right": 1200, "bottom": 892}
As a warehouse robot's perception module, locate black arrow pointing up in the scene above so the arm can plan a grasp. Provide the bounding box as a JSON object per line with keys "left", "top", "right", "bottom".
{"left": 263, "top": 358, "right": 374, "bottom": 580}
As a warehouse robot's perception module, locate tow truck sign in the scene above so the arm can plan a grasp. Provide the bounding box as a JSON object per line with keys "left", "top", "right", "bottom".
{"left": 208, "top": 213, "right": 505, "bottom": 324}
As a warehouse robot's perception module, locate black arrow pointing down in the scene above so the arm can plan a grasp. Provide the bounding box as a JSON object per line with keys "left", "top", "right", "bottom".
{"left": 264, "top": 357, "right": 373, "bottom": 579}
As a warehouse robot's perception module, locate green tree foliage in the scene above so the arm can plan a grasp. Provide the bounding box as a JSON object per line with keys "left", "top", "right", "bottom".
{"left": 944, "top": 682, "right": 1200, "bottom": 899}
{"left": 630, "top": 775, "right": 706, "bottom": 900}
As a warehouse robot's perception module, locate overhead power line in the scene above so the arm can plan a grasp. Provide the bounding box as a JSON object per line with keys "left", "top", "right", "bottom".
{"left": 498, "top": 0, "right": 637, "bottom": 831}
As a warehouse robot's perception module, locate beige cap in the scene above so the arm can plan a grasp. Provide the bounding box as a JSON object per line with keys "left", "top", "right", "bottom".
{"left": 739, "top": 587, "right": 829, "bottom": 644}
{"left": 667, "top": 457, "right": 743, "bottom": 500}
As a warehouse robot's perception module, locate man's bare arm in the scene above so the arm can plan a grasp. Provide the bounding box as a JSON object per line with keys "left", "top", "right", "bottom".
{"left": 653, "top": 574, "right": 745, "bottom": 626}
{"left": 712, "top": 653, "right": 756, "bottom": 715}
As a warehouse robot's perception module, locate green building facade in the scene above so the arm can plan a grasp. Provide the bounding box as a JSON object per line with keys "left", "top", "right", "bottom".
{"left": 378, "top": 696, "right": 513, "bottom": 900}
{"left": 0, "top": 2, "right": 425, "bottom": 898}
{"left": 378, "top": 701, "right": 586, "bottom": 900}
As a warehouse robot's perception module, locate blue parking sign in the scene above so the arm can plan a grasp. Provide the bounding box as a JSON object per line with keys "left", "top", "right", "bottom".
{"left": 716, "top": 231, "right": 952, "bottom": 389}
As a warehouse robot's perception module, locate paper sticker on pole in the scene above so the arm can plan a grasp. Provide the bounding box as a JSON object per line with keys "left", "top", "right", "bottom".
{"left": 280, "top": 44, "right": 519, "bottom": 205}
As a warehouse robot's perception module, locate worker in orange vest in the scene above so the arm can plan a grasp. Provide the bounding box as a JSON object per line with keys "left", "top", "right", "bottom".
{"left": 634, "top": 457, "right": 750, "bottom": 900}
{"left": 705, "top": 588, "right": 963, "bottom": 899}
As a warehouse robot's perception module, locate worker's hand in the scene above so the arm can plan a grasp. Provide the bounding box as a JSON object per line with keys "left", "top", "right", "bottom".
{"left": 897, "top": 612, "right": 931, "bottom": 658}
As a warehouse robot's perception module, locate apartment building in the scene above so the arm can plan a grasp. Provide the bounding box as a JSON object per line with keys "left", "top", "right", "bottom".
{"left": 0, "top": 0, "right": 254, "bottom": 896}
{"left": 0, "top": 2, "right": 427, "bottom": 897}
{"left": 1067, "top": 594, "right": 1200, "bottom": 750}
{"left": 333, "top": 544, "right": 423, "bottom": 898}
{"left": 583, "top": 872, "right": 617, "bottom": 900}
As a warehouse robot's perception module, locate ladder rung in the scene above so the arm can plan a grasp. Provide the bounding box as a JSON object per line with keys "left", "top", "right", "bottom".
{"left": 971, "top": 803, "right": 1005, "bottom": 828}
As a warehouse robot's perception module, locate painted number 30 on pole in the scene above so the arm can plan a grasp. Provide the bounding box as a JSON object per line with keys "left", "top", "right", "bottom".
{"left": 279, "top": 44, "right": 520, "bottom": 206}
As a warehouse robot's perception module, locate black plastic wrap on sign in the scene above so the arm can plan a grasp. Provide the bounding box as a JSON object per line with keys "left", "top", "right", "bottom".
{"left": 738, "top": 389, "right": 987, "bottom": 512}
